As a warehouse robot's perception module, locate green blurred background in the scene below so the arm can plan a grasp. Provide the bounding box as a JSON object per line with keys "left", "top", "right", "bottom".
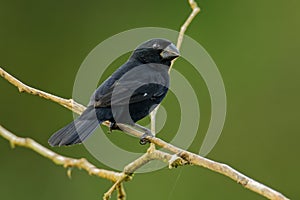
{"left": 1, "top": 0, "right": 299, "bottom": 199}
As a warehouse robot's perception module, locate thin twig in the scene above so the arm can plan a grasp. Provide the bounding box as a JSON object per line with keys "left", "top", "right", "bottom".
{"left": 168, "top": 0, "right": 201, "bottom": 73}
{"left": 103, "top": 174, "right": 128, "bottom": 200}
{"left": 116, "top": 183, "right": 126, "bottom": 200}
{"left": 176, "top": 0, "right": 201, "bottom": 50}
{"left": 148, "top": 107, "right": 158, "bottom": 152}
{"left": 124, "top": 153, "right": 153, "bottom": 174}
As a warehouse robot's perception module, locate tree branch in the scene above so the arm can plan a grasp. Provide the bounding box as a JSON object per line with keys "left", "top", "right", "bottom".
{"left": 168, "top": 0, "right": 200, "bottom": 73}
{"left": 0, "top": 125, "right": 122, "bottom": 182}
{"left": 0, "top": 68, "right": 85, "bottom": 115}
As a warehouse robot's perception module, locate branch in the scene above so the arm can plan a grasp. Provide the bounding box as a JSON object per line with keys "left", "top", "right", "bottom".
{"left": 0, "top": 68, "right": 85, "bottom": 115}
{"left": 168, "top": 0, "right": 200, "bottom": 73}
{"left": 142, "top": 136, "right": 289, "bottom": 200}
{"left": 0, "top": 125, "right": 122, "bottom": 182}
{"left": 176, "top": 0, "right": 201, "bottom": 49}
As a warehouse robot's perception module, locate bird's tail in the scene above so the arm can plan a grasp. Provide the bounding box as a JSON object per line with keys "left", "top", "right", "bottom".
{"left": 48, "top": 106, "right": 101, "bottom": 146}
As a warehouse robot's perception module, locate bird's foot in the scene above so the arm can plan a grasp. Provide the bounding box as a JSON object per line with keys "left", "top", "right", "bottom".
{"left": 108, "top": 122, "right": 120, "bottom": 134}
{"left": 139, "top": 130, "right": 154, "bottom": 145}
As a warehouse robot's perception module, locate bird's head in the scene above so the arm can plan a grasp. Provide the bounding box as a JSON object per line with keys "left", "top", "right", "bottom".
{"left": 131, "top": 38, "right": 180, "bottom": 66}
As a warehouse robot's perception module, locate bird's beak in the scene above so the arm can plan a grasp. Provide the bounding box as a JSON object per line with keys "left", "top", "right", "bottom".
{"left": 160, "top": 43, "right": 180, "bottom": 59}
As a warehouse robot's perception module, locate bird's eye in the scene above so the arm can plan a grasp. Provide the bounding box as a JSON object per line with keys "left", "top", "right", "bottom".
{"left": 152, "top": 43, "right": 160, "bottom": 49}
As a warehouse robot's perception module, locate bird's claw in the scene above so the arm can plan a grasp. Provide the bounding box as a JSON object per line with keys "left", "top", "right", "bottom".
{"left": 139, "top": 131, "right": 154, "bottom": 145}
{"left": 108, "top": 122, "right": 119, "bottom": 134}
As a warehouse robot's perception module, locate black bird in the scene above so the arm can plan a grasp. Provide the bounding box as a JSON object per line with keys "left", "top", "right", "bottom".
{"left": 48, "top": 38, "right": 180, "bottom": 146}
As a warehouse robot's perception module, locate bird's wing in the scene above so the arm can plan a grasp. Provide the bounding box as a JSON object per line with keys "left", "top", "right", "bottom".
{"left": 94, "top": 78, "right": 168, "bottom": 108}
{"left": 94, "top": 66, "right": 169, "bottom": 108}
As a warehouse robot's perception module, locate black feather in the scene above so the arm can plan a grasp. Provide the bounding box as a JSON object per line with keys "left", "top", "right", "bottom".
{"left": 48, "top": 106, "right": 100, "bottom": 146}
{"left": 48, "top": 38, "right": 179, "bottom": 146}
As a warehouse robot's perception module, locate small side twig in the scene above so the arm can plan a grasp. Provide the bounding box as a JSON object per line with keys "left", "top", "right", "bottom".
{"left": 116, "top": 183, "right": 126, "bottom": 200}
{"left": 103, "top": 174, "right": 128, "bottom": 200}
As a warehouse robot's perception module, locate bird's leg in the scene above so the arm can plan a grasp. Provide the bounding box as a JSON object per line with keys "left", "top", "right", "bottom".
{"left": 108, "top": 122, "right": 120, "bottom": 133}
{"left": 115, "top": 123, "right": 154, "bottom": 144}
{"left": 132, "top": 123, "right": 154, "bottom": 145}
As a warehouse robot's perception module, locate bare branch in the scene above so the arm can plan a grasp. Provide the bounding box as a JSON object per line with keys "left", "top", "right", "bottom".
{"left": 0, "top": 67, "right": 110, "bottom": 126}
{"left": 145, "top": 136, "right": 289, "bottom": 200}
{"left": 0, "top": 125, "right": 122, "bottom": 182}
{"left": 168, "top": 0, "right": 201, "bottom": 73}
{"left": 177, "top": 0, "right": 201, "bottom": 50}
{"left": 0, "top": 67, "right": 85, "bottom": 115}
